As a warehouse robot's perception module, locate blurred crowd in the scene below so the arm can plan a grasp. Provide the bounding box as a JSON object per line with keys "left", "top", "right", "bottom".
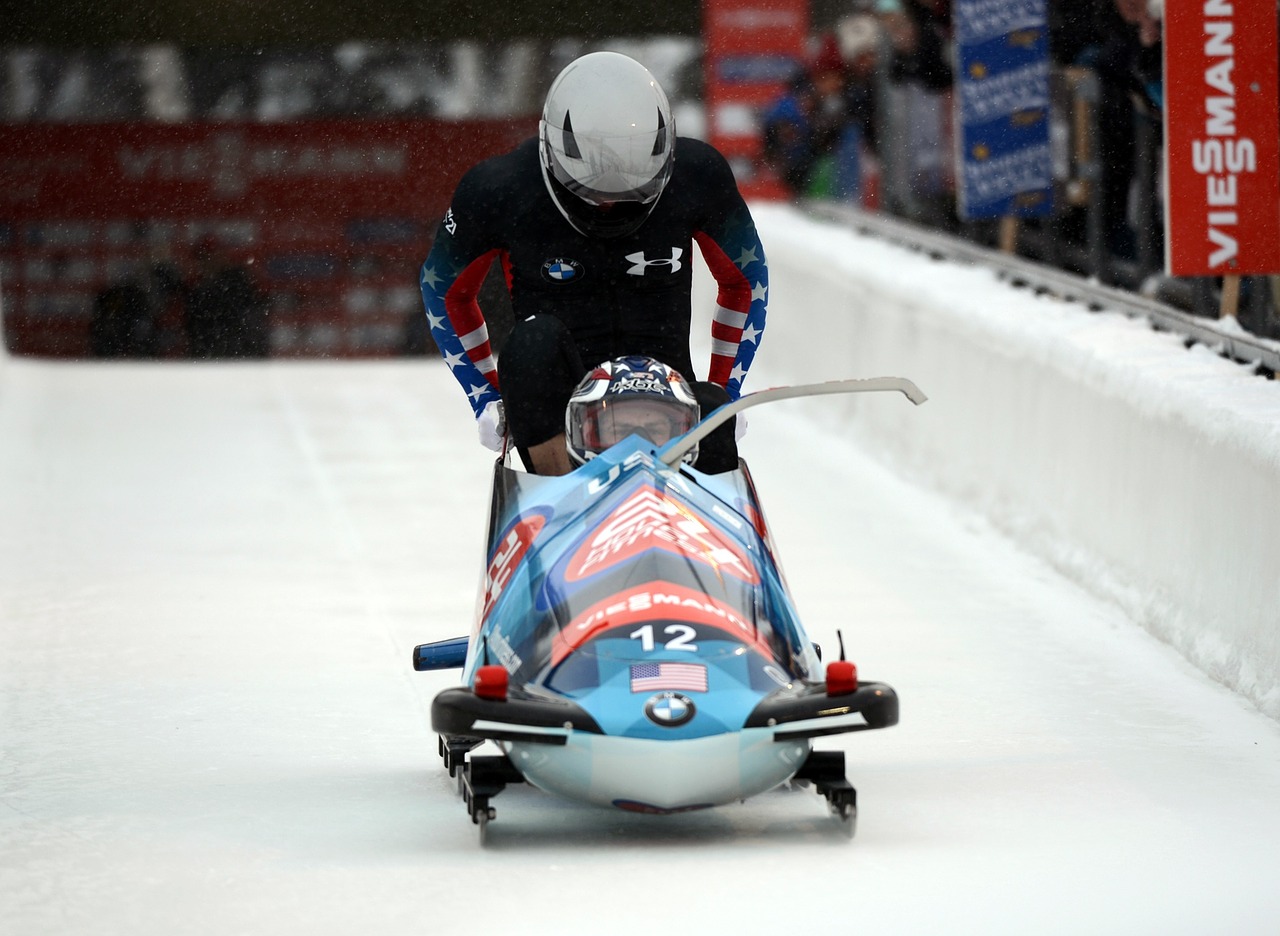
{"left": 763, "top": 0, "right": 1165, "bottom": 235}
{"left": 88, "top": 238, "right": 268, "bottom": 359}
{"left": 6, "top": 10, "right": 1278, "bottom": 344}
{"left": 762, "top": 0, "right": 960, "bottom": 204}
{"left": 757, "top": 1, "right": 1279, "bottom": 336}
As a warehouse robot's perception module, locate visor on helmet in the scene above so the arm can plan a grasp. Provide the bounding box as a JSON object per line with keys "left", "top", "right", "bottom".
{"left": 565, "top": 355, "right": 701, "bottom": 466}
{"left": 540, "top": 117, "right": 673, "bottom": 206}
{"left": 540, "top": 120, "right": 674, "bottom": 239}
{"left": 576, "top": 396, "right": 696, "bottom": 453}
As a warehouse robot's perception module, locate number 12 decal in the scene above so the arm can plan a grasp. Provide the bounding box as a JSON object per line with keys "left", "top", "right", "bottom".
{"left": 628, "top": 623, "right": 699, "bottom": 652}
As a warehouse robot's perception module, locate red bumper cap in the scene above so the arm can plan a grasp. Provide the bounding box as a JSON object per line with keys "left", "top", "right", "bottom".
{"left": 474, "top": 664, "right": 509, "bottom": 701}
{"left": 825, "top": 660, "right": 858, "bottom": 696}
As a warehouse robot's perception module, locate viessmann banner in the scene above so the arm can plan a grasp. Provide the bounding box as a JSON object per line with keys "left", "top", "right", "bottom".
{"left": 0, "top": 119, "right": 516, "bottom": 219}
{"left": 0, "top": 118, "right": 532, "bottom": 356}
{"left": 1164, "top": 0, "right": 1280, "bottom": 276}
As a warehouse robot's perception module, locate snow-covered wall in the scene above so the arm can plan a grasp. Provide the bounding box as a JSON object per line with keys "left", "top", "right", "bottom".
{"left": 704, "top": 203, "right": 1280, "bottom": 720}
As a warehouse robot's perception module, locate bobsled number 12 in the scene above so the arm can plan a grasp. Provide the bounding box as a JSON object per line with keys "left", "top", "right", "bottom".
{"left": 414, "top": 374, "right": 926, "bottom": 842}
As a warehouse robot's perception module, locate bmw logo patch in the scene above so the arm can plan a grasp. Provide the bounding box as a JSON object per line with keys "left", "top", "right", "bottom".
{"left": 645, "top": 692, "right": 696, "bottom": 727}
{"left": 541, "top": 258, "right": 584, "bottom": 283}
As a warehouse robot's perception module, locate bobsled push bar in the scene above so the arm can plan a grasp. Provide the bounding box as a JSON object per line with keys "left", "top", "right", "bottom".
{"left": 661, "top": 376, "right": 927, "bottom": 468}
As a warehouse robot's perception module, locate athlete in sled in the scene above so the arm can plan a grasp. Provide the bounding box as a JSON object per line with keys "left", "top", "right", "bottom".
{"left": 413, "top": 355, "right": 926, "bottom": 840}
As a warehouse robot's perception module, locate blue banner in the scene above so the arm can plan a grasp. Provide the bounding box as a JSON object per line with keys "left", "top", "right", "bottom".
{"left": 954, "top": 0, "right": 1054, "bottom": 219}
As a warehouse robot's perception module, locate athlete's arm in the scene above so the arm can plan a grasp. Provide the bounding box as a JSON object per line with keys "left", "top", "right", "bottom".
{"left": 419, "top": 166, "right": 504, "bottom": 417}
{"left": 690, "top": 142, "right": 769, "bottom": 400}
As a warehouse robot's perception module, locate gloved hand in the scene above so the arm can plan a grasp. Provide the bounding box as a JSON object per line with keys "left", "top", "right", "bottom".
{"left": 477, "top": 400, "right": 506, "bottom": 453}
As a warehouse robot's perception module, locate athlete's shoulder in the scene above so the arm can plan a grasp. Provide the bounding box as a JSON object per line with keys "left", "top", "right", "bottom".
{"left": 673, "top": 136, "right": 734, "bottom": 174}
{"left": 452, "top": 137, "right": 541, "bottom": 207}
{"left": 667, "top": 136, "right": 751, "bottom": 228}
{"left": 672, "top": 136, "right": 742, "bottom": 198}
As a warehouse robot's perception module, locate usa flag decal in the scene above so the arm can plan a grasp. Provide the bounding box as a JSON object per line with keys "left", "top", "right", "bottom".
{"left": 630, "top": 662, "right": 708, "bottom": 693}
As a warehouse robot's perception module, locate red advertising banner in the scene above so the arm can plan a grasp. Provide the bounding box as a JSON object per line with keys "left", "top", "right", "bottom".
{"left": 702, "top": 0, "right": 809, "bottom": 198}
{"left": 1164, "top": 0, "right": 1280, "bottom": 276}
{"left": 0, "top": 118, "right": 534, "bottom": 357}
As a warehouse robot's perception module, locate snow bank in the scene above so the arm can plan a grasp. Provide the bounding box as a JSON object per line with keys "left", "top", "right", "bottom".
{"left": 708, "top": 203, "right": 1280, "bottom": 719}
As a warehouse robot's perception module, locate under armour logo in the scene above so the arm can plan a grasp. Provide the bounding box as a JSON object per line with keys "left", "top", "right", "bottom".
{"left": 625, "top": 248, "right": 683, "bottom": 276}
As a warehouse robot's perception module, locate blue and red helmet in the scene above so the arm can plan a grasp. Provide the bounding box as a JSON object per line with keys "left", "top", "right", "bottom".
{"left": 565, "top": 355, "right": 700, "bottom": 466}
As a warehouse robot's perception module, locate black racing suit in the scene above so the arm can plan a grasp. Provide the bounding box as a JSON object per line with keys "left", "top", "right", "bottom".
{"left": 419, "top": 135, "right": 769, "bottom": 465}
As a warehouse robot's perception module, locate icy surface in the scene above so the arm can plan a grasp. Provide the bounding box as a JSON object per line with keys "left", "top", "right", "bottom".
{"left": 2, "top": 353, "right": 1280, "bottom": 935}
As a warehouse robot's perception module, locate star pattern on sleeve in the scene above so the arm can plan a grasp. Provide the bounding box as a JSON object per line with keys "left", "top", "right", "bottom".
{"left": 420, "top": 264, "right": 442, "bottom": 292}
{"left": 698, "top": 213, "right": 768, "bottom": 401}
{"left": 420, "top": 229, "right": 506, "bottom": 417}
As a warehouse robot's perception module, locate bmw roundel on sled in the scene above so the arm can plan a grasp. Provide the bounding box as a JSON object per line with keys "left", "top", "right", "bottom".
{"left": 413, "top": 357, "right": 926, "bottom": 840}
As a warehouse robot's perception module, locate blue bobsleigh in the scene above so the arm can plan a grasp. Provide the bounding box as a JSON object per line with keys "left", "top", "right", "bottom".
{"left": 413, "top": 376, "right": 926, "bottom": 839}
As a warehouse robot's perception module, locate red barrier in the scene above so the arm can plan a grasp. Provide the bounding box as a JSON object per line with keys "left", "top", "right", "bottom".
{"left": 0, "top": 118, "right": 535, "bottom": 357}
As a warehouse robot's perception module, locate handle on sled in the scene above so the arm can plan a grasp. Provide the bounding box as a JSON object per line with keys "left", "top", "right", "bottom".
{"left": 660, "top": 376, "right": 927, "bottom": 468}
{"left": 414, "top": 636, "right": 471, "bottom": 671}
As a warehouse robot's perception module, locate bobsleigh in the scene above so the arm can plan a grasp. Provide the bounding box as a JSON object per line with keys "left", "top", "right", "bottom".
{"left": 413, "top": 377, "right": 927, "bottom": 839}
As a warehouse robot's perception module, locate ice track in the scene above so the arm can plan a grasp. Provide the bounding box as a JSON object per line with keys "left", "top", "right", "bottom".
{"left": 2, "top": 358, "right": 1280, "bottom": 935}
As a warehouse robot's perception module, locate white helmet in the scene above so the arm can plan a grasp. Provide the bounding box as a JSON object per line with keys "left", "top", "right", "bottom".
{"left": 539, "top": 52, "right": 676, "bottom": 239}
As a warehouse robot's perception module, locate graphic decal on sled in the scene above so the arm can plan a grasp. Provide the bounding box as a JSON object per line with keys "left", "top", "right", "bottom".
{"left": 564, "top": 483, "right": 759, "bottom": 584}
{"left": 479, "top": 509, "right": 549, "bottom": 628}
{"left": 549, "top": 580, "right": 777, "bottom": 667}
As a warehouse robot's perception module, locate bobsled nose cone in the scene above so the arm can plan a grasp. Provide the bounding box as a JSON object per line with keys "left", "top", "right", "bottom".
{"left": 506, "top": 732, "right": 811, "bottom": 811}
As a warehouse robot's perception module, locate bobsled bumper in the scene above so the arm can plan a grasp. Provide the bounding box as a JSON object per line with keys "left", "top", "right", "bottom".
{"left": 744, "top": 680, "right": 899, "bottom": 741}
{"left": 432, "top": 682, "right": 896, "bottom": 812}
{"left": 505, "top": 729, "right": 813, "bottom": 812}
{"left": 432, "top": 689, "right": 807, "bottom": 811}
{"left": 432, "top": 687, "right": 603, "bottom": 745}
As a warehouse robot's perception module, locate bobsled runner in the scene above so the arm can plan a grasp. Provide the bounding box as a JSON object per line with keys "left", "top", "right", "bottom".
{"left": 413, "top": 373, "right": 927, "bottom": 841}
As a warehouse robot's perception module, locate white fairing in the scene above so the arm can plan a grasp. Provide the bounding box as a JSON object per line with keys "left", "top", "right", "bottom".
{"left": 505, "top": 731, "right": 811, "bottom": 811}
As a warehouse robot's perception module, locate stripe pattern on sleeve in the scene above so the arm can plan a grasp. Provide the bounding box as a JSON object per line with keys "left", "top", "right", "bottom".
{"left": 420, "top": 245, "right": 503, "bottom": 416}
{"left": 696, "top": 230, "right": 768, "bottom": 400}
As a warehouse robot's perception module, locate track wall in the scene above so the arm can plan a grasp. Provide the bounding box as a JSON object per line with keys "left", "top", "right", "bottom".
{"left": 703, "top": 203, "right": 1280, "bottom": 718}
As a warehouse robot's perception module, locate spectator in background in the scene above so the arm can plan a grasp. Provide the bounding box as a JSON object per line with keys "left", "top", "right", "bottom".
{"left": 872, "top": 0, "right": 955, "bottom": 224}
{"left": 761, "top": 72, "right": 824, "bottom": 195}
{"left": 836, "top": 13, "right": 884, "bottom": 155}
{"left": 1090, "top": 0, "right": 1164, "bottom": 264}
{"left": 184, "top": 238, "right": 269, "bottom": 359}
{"left": 141, "top": 241, "right": 189, "bottom": 358}
{"left": 761, "top": 33, "right": 865, "bottom": 200}
{"left": 1049, "top": 0, "right": 1116, "bottom": 68}
{"left": 878, "top": 0, "right": 953, "bottom": 91}
{"left": 89, "top": 271, "right": 156, "bottom": 358}
{"left": 1107, "top": 0, "right": 1163, "bottom": 109}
